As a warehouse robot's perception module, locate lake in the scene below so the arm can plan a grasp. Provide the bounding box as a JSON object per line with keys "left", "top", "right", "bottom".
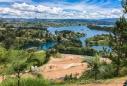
{"left": 20, "top": 25, "right": 111, "bottom": 51}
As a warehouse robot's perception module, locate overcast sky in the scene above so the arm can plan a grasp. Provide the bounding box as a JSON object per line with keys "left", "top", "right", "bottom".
{"left": 0, "top": 0, "right": 124, "bottom": 19}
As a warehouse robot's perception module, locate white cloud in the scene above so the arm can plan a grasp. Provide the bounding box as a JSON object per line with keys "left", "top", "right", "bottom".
{"left": 0, "top": 3, "right": 123, "bottom": 19}
{"left": 0, "top": 0, "right": 32, "bottom": 2}
{"left": 12, "top": 3, "right": 36, "bottom": 11}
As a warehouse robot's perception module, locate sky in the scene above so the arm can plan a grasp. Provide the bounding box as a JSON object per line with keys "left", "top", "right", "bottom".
{"left": 0, "top": 0, "right": 124, "bottom": 19}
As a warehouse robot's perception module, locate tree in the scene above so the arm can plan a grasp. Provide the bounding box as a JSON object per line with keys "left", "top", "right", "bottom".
{"left": 55, "top": 30, "right": 58, "bottom": 35}
{"left": 82, "top": 54, "right": 109, "bottom": 81}
{"left": 109, "top": 15, "right": 127, "bottom": 76}
{"left": 121, "top": 0, "right": 127, "bottom": 57}
{"left": 57, "top": 36, "right": 61, "bottom": 44}
{"left": 3, "top": 37, "right": 15, "bottom": 50}
{"left": 107, "top": 0, "right": 127, "bottom": 77}
{"left": 11, "top": 51, "right": 41, "bottom": 86}
{"left": 122, "top": 0, "right": 127, "bottom": 13}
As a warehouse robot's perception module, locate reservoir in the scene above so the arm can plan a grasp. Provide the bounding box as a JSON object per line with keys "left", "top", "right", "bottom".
{"left": 20, "top": 25, "right": 111, "bottom": 51}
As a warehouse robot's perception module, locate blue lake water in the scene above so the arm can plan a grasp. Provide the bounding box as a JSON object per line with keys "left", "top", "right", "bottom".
{"left": 48, "top": 26, "right": 110, "bottom": 51}
{"left": 20, "top": 42, "right": 57, "bottom": 50}
{"left": 20, "top": 25, "right": 111, "bottom": 51}
{"left": 90, "top": 45, "right": 111, "bottom": 51}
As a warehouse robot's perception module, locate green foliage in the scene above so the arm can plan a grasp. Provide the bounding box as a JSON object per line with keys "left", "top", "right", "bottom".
{"left": 64, "top": 73, "right": 77, "bottom": 82}
{"left": 0, "top": 44, "right": 5, "bottom": 51}
{"left": 0, "top": 50, "right": 12, "bottom": 67}
{"left": 0, "top": 49, "right": 48, "bottom": 86}
{"left": 85, "top": 34, "right": 109, "bottom": 46}
{"left": 0, "top": 28, "right": 54, "bottom": 49}
{"left": 28, "top": 51, "right": 46, "bottom": 66}
{"left": 56, "top": 30, "right": 86, "bottom": 44}
{"left": 82, "top": 54, "right": 110, "bottom": 80}
{"left": 3, "top": 37, "right": 15, "bottom": 50}
{"left": 122, "top": 0, "right": 127, "bottom": 13}
{"left": 52, "top": 52, "right": 61, "bottom": 58}
{"left": 54, "top": 39, "right": 97, "bottom": 56}
{"left": 0, "top": 77, "right": 52, "bottom": 86}
{"left": 43, "top": 51, "right": 51, "bottom": 64}
{"left": 87, "top": 25, "right": 113, "bottom": 32}
{"left": 109, "top": 15, "right": 127, "bottom": 77}
{"left": 57, "top": 30, "right": 86, "bottom": 39}
{"left": 0, "top": 27, "right": 6, "bottom": 30}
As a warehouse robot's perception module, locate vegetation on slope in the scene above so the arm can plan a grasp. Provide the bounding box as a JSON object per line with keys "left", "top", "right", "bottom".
{"left": 53, "top": 38, "right": 97, "bottom": 56}
{"left": 85, "top": 34, "right": 109, "bottom": 46}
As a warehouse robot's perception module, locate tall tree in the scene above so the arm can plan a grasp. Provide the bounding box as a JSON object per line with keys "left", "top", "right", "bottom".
{"left": 108, "top": 0, "right": 127, "bottom": 77}
{"left": 12, "top": 51, "right": 41, "bottom": 86}
{"left": 109, "top": 16, "right": 127, "bottom": 77}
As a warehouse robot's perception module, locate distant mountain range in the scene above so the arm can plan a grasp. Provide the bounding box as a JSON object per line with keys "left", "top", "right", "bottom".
{"left": 0, "top": 18, "right": 119, "bottom": 23}
{"left": 99, "top": 18, "right": 119, "bottom": 22}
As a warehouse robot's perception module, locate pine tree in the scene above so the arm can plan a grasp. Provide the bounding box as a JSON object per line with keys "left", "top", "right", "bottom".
{"left": 109, "top": 15, "right": 127, "bottom": 76}
{"left": 108, "top": 0, "right": 127, "bottom": 77}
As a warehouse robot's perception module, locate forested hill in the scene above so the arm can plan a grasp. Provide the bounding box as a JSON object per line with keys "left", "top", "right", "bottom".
{"left": 0, "top": 18, "right": 114, "bottom": 25}
{"left": 99, "top": 18, "right": 120, "bottom": 22}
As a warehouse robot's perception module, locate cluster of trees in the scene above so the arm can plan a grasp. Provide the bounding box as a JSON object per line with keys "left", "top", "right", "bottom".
{"left": 53, "top": 39, "right": 97, "bottom": 56}
{"left": 0, "top": 25, "right": 87, "bottom": 50}
{"left": 0, "top": 27, "right": 57, "bottom": 50}
{"left": 0, "top": 29, "right": 16, "bottom": 49}
{"left": 55, "top": 30, "right": 86, "bottom": 37}
{"left": 87, "top": 25, "right": 113, "bottom": 32}
{"left": 55, "top": 30, "right": 86, "bottom": 43}
{"left": 85, "top": 34, "right": 109, "bottom": 46}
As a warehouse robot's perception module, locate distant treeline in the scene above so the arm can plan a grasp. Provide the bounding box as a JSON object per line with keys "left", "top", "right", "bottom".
{"left": 87, "top": 25, "right": 113, "bottom": 32}
{"left": 0, "top": 19, "right": 114, "bottom": 29}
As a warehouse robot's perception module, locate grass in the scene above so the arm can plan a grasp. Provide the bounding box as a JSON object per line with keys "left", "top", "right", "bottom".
{"left": 0, "top": 28, "right": 6, "bottom": 30}
{"left": 0, "top": 77, "right": 125, "bottom": 86}
{"left": 0, "top": 72, "right": 127, "bottom": 86}
{"left": 52, "top": 52, "right": 61, "bottom": 58}
{"left": 33, "top": 50, "right": 46, "bottom": 62}
{"left": 0, "top": 77, "right": 53, "bottom": 86}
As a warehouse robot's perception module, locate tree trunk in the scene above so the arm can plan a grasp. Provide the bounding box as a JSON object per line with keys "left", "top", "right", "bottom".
{"left": 17, "top": 70, "right": 20, "bottom": 86}
{"left": 116, "top": 54, "right": 121, "bottom": 77}
{"left": 116, "top": 63, "right": 120, "bottom": 77}
{"left": 94, "top": 70, "right": 97, "bottom": 81}
{"left": 4, "top": 61, "right": 7, "bottom": 68}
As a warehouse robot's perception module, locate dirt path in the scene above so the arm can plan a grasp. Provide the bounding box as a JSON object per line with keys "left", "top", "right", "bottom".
{"left": 70, "top": 77, "right": 127, "bottom": 86}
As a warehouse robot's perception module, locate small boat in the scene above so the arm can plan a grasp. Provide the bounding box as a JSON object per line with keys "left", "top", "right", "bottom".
{"left": 80, "top": 29, "right": 84, "bottom": 30}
